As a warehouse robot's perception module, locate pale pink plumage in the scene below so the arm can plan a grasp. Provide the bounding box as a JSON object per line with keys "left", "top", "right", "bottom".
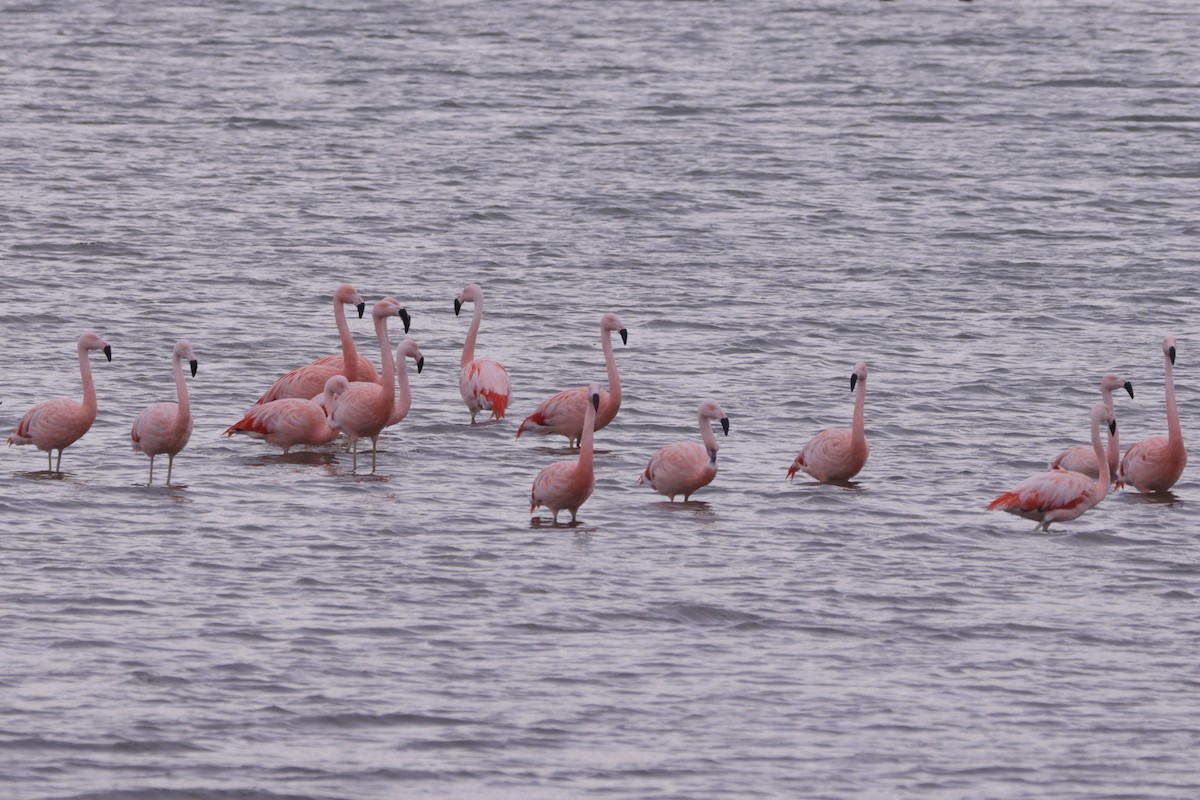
{"left": 131, "top": 339, "right": 198, "bottom": 485}
{"left": 990, "top": 403, "right": 1116, "bottom": 531}
{"left": 455, "top": 283, "right": 511, "bottom": 423}
{"left": 329, "top": 297, "right": 406, "bottom": 472}
{"left": 518, "top": 312, "right": 627, "bottom": 447}
{"left": 254, "top": 284, "right": 399, "bottom": 404}
{"left": 1119, "top": 337, "right": 1187, "bottom": 493}
{"left": 1049, "top": 374, "right": 1133, "bottom": 479}
{"left": 639, "top": 399, "right": 730, "bottom": 502}
{"left": 788, "top": 362, "right": 869, "bottom": 483}
{"left": 531, "top": 383, "right": 601, "bottom": 523}
{"left": 386, "top": 339, "right": 425, "bottom": 428}
{"left": 224, "top": 375, "right": 349, "bottom": 453}
{"left": 8, "top": 331, "right": 112, "bottom": 473}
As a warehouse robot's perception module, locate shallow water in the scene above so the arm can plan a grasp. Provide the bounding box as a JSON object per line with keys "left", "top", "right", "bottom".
{"left": 3, "top": 1, "right": 1200, "bottom": 798}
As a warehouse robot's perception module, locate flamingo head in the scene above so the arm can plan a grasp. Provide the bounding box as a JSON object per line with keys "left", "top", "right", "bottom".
{"left": 1100, "top": 373, "right": 1134, "bottom": 400}
{"left": 1163, "top": 336, "right": 1177, "bottom": 365}
{"left": 374, "top": 297, "right": 411, "bottom": 333}
{"left": 174, "top": 339, "right": 198, "bottom": 377}
{"left": 601, "top": 312, "right": 628, "bottom": 345}
{"left": 699, "top": 398, "right": 730, "bottom": 437}
{"left": 850, "top": 361, "right": 868, "bottom": 391}
{"left": 79, "top": 331, "right": 112, "bottom": 362}
{"left": 335, "top": 284, "right": 367, "bottom": 319}
{"left": 397, "top": 339, "right": 425, "bottom": 374}
{"left": 455, "top": 283, "right": 483, "bottom": 316}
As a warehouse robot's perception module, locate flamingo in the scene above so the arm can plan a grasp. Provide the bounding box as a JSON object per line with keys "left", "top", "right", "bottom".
{"left": 531, "top": 383, "right": 601, "bottom": 523}
{"left": 517, "top": 312, "right": 628, "bottom": 447}
{"left": 8, "top": 332, "right": 112, "bottom": 473}
{"left": 990, "top": 402, "right": 1117, "bottom": 531}
{"left": 224, "top": 375, "right": 350, "bottom": 453}
{"left": 455, "top": 283, "right": 511, "bottom": 423}
{"left": 329, "top": 297, "right": 407, "bottom": 472}
{"left": 130, "top": 339, "right": 198, "bottom": 485}
{"left": 788, "top": 362, "right": 870, "bottom": 483}
{"left": 1049, "top": 373, "right": 1134, "bottom": 479}
{"left": 1119, "top": 336, "right": 1187, "bottom": 493}
{"left": 254, "top": 284, "right": 408, "bottom": 404}
{"left": 386, "top": 339, "right": 425, "bottom": 428}
{"left": 639, "top": 399, "right": 730, "bottom": 502}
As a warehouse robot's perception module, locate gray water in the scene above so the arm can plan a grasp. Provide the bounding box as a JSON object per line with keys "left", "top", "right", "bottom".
{"left": 3, "top": 1, "right": 1200, "bottom": 798}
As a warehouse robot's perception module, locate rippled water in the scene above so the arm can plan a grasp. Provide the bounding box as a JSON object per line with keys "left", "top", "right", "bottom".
{"left": 3, "top": 1, "right": 1200, "bottom": 798}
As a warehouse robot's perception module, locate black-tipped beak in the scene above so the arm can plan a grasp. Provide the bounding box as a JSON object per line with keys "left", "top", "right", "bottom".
{"left": 103, "top": 345, "right": 112, "bottom": 362}
{"left": 1124, "top": 381, "right": 1134, "bottom": 399}
{"left": 619, "top": 328, "right": 628, "bottom": 346}
{"left": 454, "top": 298, "right": 462, "bottom": 316}
{"left": 850, "top": 373, "right": 858, "bottom": 392}
{"left": 1109, "top": 419, "right": 1117, "bottom": 435}
{"left": 189, "top": 359, "right": 198, "bottom": 377}
{"left": 591, "top": 392, "right": 600, "bottom": 411}
{"left": 1169, "top": 346, "right": 1176, "bottom": 365}
{"left": 720, "top": 416, "right": 730, "bottom": 436}
{"left": 416, "top": 356, "right": 425, "bottom": 374}
{"left": 399, "top": 308, "right": 411, "bottom": 333}
{"left": 356, "top": 302, "right": 366, "bottom": 319}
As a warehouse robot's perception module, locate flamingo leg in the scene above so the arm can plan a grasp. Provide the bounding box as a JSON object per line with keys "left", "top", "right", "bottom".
{"left": 351, "top": 440, "right": 358, "bottom": 472}
{"left": 148, "top": 455, "right": 155, "bottom": 485}
{"left": 166, "top": 455, "right": 175, "bottom": 486}
{"left": 371, "top": 439, "right": 378, "bottom": 473}
{"left": 47, "top": 451, "right": 53, "bottom": 472}
{"left": 55, "top": 450, "right": 62, "bottom": 473}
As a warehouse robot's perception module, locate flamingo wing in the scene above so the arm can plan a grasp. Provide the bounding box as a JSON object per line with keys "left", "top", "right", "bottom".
{"left": 641, "top": 441, "right": 711, "bottom": 497}
{"left": 10, "top": 398, "right": 88, "bottom": 449}
{"left": 988, "top": 470, "right": 1095, "bottom": 514}
{"left": 256, "top": 355, "right": 379, "bottom": 405}
{"left": 463, "top": 360, "right": 511, "bottom": 419}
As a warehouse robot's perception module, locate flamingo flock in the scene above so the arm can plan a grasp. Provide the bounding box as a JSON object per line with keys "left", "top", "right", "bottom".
{"left": 4, "top": 285, "right": 1188, "bottom": 529}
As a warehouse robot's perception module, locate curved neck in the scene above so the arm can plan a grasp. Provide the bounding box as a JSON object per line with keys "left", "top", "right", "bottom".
{"left": 171, "top": 353, "right": 191, "bottom": 434}
{"left": 1092, "top": 415, "right": 1110, "bottom": 499}
{"left": 375, "top": 316, "right": 396, "bottom": 408}
{"left": 461, "top": 301, "right": 483, "bottom": 369}
{"left": 699, "top": 414, "right": 718, "bottom": 462}
{"left": 78, "top": 341, "right": 96, "bottom": 417}
{"left": 578, "top": 398, "right": 597, "bottom": 476}
{"left": 394, "top": 353, "right": 413, "bottom": 420}
{"left": 601, "top": 328, "right": 621, "bottom": 406}
{"left": 1165, "top": 358, "right": 1182, "bottom": 447}
{"left": 1100, "top": 387, "right": 1118, "bottom": 469}
{"left": 852, "top": 377, "right": 867, "bottom": 443}
{"left": 335, "top": 298, "right": 359, "bottom": 381}
{"left": 322, "top": 382, "right": 340, "bottom": 418}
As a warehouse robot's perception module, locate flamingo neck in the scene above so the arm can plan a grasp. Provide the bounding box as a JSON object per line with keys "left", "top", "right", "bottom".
{"left": 394, "top": 353, "right": 413, "bottom": 421}
{"left": 78, "top": 341, "right": 97, "bottom": 418}
{"left": 578, "top": 398, "right": 597, "bottom": 478}
{"left": 322, "top": 383, "right": 340, "bottom": 421}
{"left": 1100, "top": 387, "right": 1119, "bottom": 471}
{"left": 601, "top": 328, "right": 621, "bottom": 408}
{"left": 171, "top": 353, "right": 191, "bottom": 436}
{"left": 335, "top": 297, "right": 359, "bottom": 382}
{"left": 1092, "top": 413, "right": 1110, "bottom": 500}
{"left": 852, "top": 377, "right": 867, "bottom": 444}
{"left": 461, "top": 301, "right": 483, "bottom": 369}
{"left": 699, "top": 414, "right": 719, "bottom": 464}
{"left": 1165, "top": 357, "right": 1182, "bottom": 448}
{"left": 375, "top": 315, "right": 396, "bottom": 409}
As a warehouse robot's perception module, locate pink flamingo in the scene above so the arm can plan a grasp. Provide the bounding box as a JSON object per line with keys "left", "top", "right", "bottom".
{"left": 224, "top": 375, "right": 350, "bottom": 453}
{"left": 639, "top": 399, "right": 730, "bottom": 502}
{"left": 254, "top": 284, "right": 408, "bottom": 404}
{"left": 1119, "top": 336, "right": 1187, "bottom": 493}
{"left": 386, "top": 339, "right": 425, "bottom": 428}
{"left": 329, "top": 297, "right": 406, "bottom": 472}
{"left": 455, "top": 283, "right": 511, "bottom": 423}
{"left": 531, "top": 383, "right": 601, "bottom": 523}
{"left": 517, "top": 312, "right": 628, "bottom": 447}
{"left": 1049, "top": 373, "right": 1133, "bottom": 479}
{"left": 990, "top": 402, "right": 1116, "bottom": 531}
{"left": 130, "top": 339, "right": 198, "bottom": 485}
{"left": 8, "top": 332, "right": 112, "bottom": 473}
{"left": 788, "top": 362, "right": 869, "bottom": 483}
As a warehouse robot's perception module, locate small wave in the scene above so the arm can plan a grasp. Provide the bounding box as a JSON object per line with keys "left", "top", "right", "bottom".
{"left": 296, "top": 711, "right": 473, "bottom": 729}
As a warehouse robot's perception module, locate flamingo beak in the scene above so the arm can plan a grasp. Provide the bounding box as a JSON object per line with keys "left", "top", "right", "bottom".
{"left": 189, "top": 360, "right": 198, "bottom": 377}
{"left": 1169, "top": 346, "right": 1176, "bottom": 365}
{"left": 1109, "top": 419, "right": 1117, "bottom": 435}
{"left": 454, "top": 298, "right": 462, "bottom": 316}
{"left": 619, "top": 328, "right": 628, "bottom": 345}
{"left": 356, "top": 302, "right": 366, "bottom": 319}
{"left": 1124, "top": 381, "right": 1134, "bottom": 399}
{"left": 591, "top": 392, "right": 600, "bottom": 411}
{"left": 103, "top": 345, "right": 112, "bottom": 362}
{"left": 720, "top": 417, "right": 730, "bottom": 436}
{"left": 850, "top": 373, "right": 858, "bottom": 392}
{"left": 416, "top": 356, "right": 425, "bottom": 374}
{"left": 399, "top": 308, "right": 411, "bottom": 333}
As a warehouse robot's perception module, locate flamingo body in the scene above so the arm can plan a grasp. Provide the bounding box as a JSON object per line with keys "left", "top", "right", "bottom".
{"left": 224, "top": 375, "right": 349, "bottom": 453}
{"left": 788, "top": 362, "right": 870, "bottom": 484}
{"left": 8, "top": 332, "right": 112, "bottom": 472}
{"left": 519, "top": 313, "right": 627, "bottom": 446}
{"left": 531, "top": 384, "right": 601, "bottom": 523}
{"left": 131, "top": 339, "right": 198, "bottom": 485}
{"left": 455, "top": 283, "right": 511, "bottom": 423}
{"left": 1118, "top": 337, "right": 1186, "bottom": 493}
{"left": 639, "top": 399, "right": 730, "bottom": 502}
